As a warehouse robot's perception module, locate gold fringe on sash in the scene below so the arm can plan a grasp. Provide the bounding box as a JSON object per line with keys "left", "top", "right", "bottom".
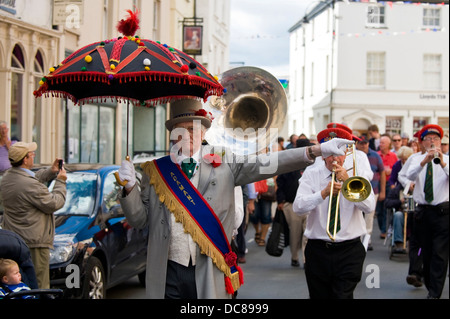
{"left": 143, "top": 160, "right": 241, "bottom": 293}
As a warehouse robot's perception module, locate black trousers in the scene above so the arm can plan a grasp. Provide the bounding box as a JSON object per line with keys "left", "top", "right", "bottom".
{"left": 305, "top": 238, "right": 366, "bottom": 299}
{"left": 408, "top": 211, "right": 423, "bottom": 278}
{"left": 165, "top": 260, "right": 197, "bottom": 299}
{"left": 415, "top": 203, "right": 449, "bottom": 298}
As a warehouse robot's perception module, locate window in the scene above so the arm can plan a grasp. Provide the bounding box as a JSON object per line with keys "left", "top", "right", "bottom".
{"left": 385, "top": 117, "right": 402, "bottom": 136}
{"left": 437, "top": 117, "right": 449, "bottom": 137}
{"left": 133, "top": 103, "right": 167, "bottom": 157}
{"left": 67, "top": 102, "right": 116, "bottom": 164}
{"left": 367, "top": 5, "right": 385, "bottom": 28}
{"left": 33, "top": 51, "right": 45, "bottom": 163}
{"left": 423, "top": 54, "right": 441, "bottom": 90}
{"left": 153, "top": 0, "right": 161, "bottom": 40}
{"left": 11, "top": 45, "right": 25, "bottom": 141}
{"left": 366, "top": 52, "right": 385, "bottom": 87}
{"left": 413, "top": 117, "right": 429, "bottom": 136}
{"left": 423, "top": 7, "right": 440, "bottom": 29}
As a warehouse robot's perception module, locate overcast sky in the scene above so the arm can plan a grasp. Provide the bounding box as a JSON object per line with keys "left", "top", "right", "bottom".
{"left": 229, "top": 0, "right": 311, "bottom": 78}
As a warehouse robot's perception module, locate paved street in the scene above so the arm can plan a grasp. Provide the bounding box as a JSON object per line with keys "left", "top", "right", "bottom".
{"left": 107, "top": 220, "right": 448, "bottom": 300}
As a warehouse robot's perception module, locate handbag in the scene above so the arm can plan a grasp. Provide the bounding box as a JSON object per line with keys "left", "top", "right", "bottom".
{"left": 265, "top": 209, "right": 290, "bottom": 257}
{"left": 257, "top": 178, "right": 276, "bottom": 202}
{"left": 259, "top": 185, "right": 276, "bottom": 201}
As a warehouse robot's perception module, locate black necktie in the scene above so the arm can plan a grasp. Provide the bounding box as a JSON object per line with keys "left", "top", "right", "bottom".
{"left": 181, "top": 158, "right": 197, "bottom": 179}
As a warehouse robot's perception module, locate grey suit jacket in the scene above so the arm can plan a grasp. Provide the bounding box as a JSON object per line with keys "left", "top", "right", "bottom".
{"left": 119, "top": 145, "right": 310, "bottom": 298}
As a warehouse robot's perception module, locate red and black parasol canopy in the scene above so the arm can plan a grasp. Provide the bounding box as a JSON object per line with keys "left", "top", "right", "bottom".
{"left": 34, "top": 10, "right": 224, "bottom": 106}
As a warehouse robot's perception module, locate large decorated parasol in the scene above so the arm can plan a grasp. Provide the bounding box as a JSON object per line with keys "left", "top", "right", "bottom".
{"left": 34, "top": 9, "right": 224, "bottom": 106}
{"left": 34, "top": 10, "right": 224, "bottom": 183}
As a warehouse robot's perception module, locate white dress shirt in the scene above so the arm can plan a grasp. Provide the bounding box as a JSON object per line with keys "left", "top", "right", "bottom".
{"left": 405, "top": 153, "right": 449, "bottom": 206}
{"left": 293, "top": 159, "right": 376, "bottom": 242}
{"left": 398, "top": 152, "right": 423, "bottom": 188}
{"left": 168, "top": 151, "right": 201, "bottom": 267}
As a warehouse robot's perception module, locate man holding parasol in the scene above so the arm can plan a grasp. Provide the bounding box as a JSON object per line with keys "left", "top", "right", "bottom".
{"left": 35, "top": 9, "right": 353, "bottom": 299}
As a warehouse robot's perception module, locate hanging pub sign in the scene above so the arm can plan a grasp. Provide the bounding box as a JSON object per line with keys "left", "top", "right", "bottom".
{"left": 183, "top": 25, "right": 203, "bottom": 56}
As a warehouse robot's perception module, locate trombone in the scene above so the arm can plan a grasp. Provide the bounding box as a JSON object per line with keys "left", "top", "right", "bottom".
{"left": 326, "top": 144, "right": 372, "bottom": 241}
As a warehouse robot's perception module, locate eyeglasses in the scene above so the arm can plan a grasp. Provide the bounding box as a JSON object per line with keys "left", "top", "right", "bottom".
{"left": 423, "top": 136, "right": 441, "bottom": 142}
{"left": 392, "top": 139, "right": 401, "bottom": 142}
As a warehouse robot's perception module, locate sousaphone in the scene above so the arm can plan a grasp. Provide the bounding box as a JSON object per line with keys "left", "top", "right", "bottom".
{"left": 204, "top": 66, "right": 287, "bottom": 155}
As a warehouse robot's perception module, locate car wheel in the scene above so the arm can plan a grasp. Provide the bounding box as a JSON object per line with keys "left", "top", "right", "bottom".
{"left": 82, "top": 256, "right": 106, "bottom": 299}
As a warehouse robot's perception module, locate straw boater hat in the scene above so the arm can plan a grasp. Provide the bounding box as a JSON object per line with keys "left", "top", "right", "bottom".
{"left": 417, "top": 124, "right": 444, "bottom": 142}
{"left": 165, "top": 99, "right": 214, "bottom": 131}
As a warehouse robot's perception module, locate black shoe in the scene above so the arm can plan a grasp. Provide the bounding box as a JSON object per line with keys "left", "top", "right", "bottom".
{"left": 406, "top": 274, "right": 423, "bottom": 287}
{"left": 426, "top": 294, "right": 439, "bottom": 299}
{"left": 291, "top": 259, "right": 300, "bottom": 267}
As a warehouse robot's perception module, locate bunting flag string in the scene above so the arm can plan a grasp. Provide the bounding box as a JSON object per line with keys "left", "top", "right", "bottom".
{"left": 233, "top": 1, "right": 448, "bottom": 41}
{"left": 339, "top": 26, "right": 447, "bottom": 38}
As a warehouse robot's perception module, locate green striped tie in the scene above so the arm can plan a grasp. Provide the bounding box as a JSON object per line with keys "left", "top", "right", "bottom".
{"left": 424, "top": 162, "right": 433, "bottom": 203}
{"left": 328, "top": 195, "right": 341, "bottom": 234}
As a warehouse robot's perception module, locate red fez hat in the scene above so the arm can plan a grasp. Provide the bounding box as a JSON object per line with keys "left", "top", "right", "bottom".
{"left": 317, "top": 127, "right": 353, "bottom": 144}
{"left": 418, "top": 124, "right": 443, "bottom": 142}
{"left": 327, "top": 123, "right": 361, "bottom": 141}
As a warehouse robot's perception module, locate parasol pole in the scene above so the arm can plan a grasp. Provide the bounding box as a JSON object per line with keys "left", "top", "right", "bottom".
{"left": 114, "top": 100, "right": 131, "bottom": 186}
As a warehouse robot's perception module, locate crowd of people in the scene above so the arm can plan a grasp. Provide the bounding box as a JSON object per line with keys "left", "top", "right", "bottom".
{"left": 1, "top": 108, "right": 448, "bottom": 299}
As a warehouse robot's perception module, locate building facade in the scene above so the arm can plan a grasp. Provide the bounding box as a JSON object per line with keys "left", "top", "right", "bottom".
{"left": 288, "top": 0, "right": 449, "bottom": 139}
{"left": 1, "top": 0, "right": 230, "bottom": 164}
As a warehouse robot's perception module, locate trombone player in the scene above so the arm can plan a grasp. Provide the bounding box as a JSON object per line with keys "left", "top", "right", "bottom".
{"left": 293, "top": 126, "right": 376, "bottom": 299}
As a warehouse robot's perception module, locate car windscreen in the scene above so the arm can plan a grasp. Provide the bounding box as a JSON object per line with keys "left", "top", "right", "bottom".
{"left": 49, "top": 172, "right": 97, "bottom": 216}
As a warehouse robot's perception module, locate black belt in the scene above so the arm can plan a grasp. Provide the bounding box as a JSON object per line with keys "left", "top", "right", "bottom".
{"left": 308, "top": 237, "right": 361, "bottom": 249}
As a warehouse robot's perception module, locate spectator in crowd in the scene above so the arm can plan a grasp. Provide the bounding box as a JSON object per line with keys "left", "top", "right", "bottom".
{"left": 401, "top": 132, "right": 410, "bottom": 147}
{"left": 377, "top": 134, "right": 398, "bottom": 238}
{"left": 391, "top": 133, "right": 403, "bottom": 155}
{"left": 0, "top": 258, "right": 34, "bottom": 299}
{"left": 0, "top": 142, "right": 67, "bottom": 289}
{"left": 368, "top": 124, "right": 381, "bottom": 151}
{"left": 286, "top": 134, "right": 298, "bottom": 149}
{"left": 0, "top": 121, "right": 16, "bottom": 173}
{"left": 356, "top": 135, "right": 385, "bottom": 251}
{"left": 441, "top": 135, "right": 449, "bottom": 155}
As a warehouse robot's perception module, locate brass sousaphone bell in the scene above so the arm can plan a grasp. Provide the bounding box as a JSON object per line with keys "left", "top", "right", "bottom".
{"left": 204, "top": 66, "right": 287, "bottom": 155}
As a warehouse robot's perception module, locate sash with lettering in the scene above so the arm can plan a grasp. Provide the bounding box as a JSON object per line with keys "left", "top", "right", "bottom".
{"left": 143, "top": 155, "right": 244, "bottom": 295}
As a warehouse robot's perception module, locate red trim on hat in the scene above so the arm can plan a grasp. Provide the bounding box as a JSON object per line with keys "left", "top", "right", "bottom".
{"left": 327, "top": 123, "right": 360, "bottom": 141}
{"left": 317, "top": 128, "right": 353, "bottom": 144}
{"left": 418, "top": 124, "right": 443, "bottom": 142}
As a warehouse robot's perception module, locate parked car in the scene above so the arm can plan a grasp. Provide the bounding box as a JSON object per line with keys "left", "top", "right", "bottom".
{"left": 1, "top": 164, "right": 148, "bottom": 299}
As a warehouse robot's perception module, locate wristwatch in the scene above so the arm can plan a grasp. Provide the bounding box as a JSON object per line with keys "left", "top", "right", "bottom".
{"left": 307, "top": 146, "right": 317, "bottom": 161}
